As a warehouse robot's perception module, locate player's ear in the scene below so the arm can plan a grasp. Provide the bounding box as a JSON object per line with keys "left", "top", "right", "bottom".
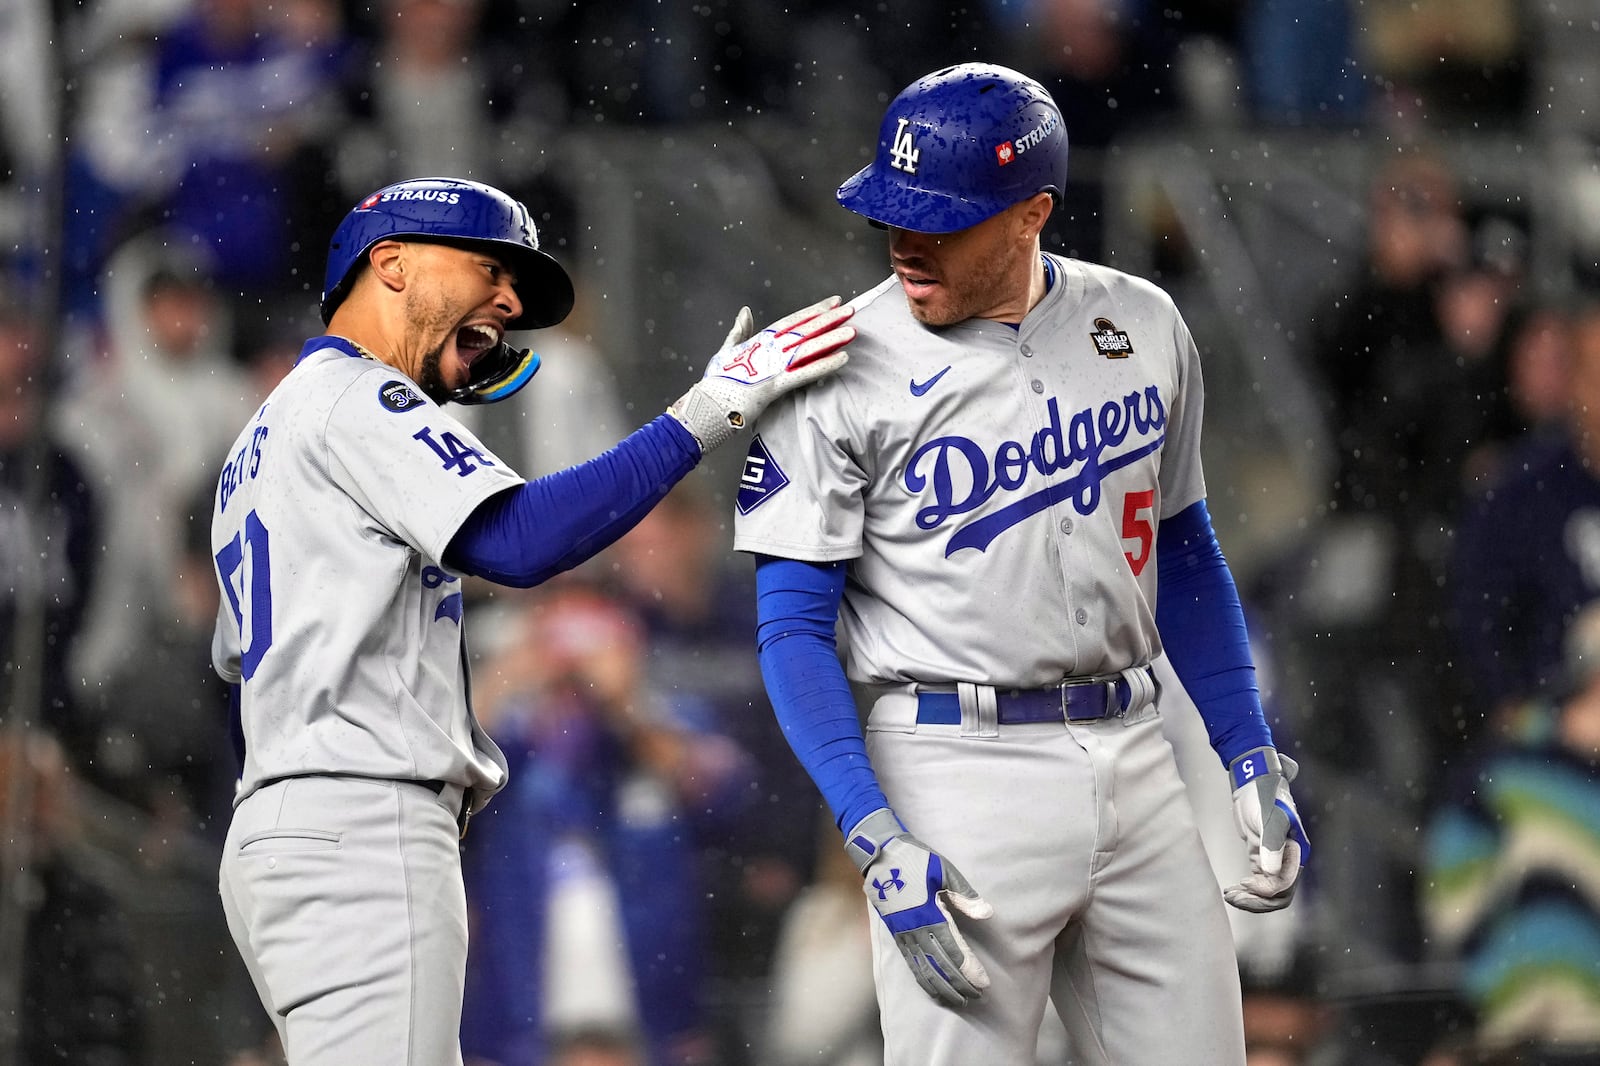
{"left": 366, "top": 240, "right": 409, "bottom": 295}
{"left": 1017, "top": 192, "right": 1054, "bottom": 242}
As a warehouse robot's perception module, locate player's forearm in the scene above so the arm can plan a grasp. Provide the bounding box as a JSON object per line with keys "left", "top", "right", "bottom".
{"left": 1155, "top": 499, "right": 1274, "bottom": 763}
{"left": 445, "top": 415, "right": 699, "bottom": 586}
{"left": 755, "top": 555, "right": 892, "bottom": 831}
{"left": 759, "top": 629, "right": 890, "bottom": 832}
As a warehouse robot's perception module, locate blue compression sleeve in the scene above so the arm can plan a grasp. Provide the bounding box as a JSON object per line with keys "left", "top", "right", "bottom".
{"left": 1156, "top": 499, "right": 1274, "bottom": 764}
{"left": 444, "top": 415, "right": 699, "bottom": 587}
{"left": 754, "top": 555, "right": 891, "bottom": 833}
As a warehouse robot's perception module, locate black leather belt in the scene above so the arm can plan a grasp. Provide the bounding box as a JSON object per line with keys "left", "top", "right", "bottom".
{"left": 261, "top": 776, "right": 472, "bottom": 838}
{"left": 421, "top": 780, "right": 475, "bottom": 839}
{"left": 916, "top": 667, "right": 1156, "bottom": 725}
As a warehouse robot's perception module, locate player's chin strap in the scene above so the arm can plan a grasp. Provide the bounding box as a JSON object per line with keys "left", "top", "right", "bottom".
{"left": 450, "top": 341, "right": 542, "bottom": 405}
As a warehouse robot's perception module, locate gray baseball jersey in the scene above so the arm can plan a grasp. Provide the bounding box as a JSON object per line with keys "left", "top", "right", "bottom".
{"left": 732, "top": 253, "right": 1207, "bottom": 687}
{"left": 211, "top": 340, "right": 517, "bottom": 805}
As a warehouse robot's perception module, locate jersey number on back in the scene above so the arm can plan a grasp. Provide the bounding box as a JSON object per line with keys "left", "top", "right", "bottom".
{"left": 216, "top": 509, "right": 274, "bottom": 679}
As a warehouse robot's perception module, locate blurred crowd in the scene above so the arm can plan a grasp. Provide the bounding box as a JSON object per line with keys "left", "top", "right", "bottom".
{"left": 3, "top": 1, "right": 1600, "bottom": 1065}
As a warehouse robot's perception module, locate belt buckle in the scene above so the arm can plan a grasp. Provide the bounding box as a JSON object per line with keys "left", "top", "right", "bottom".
{"left": 1058, "top": 675, "right": 1122, "bottom": 721}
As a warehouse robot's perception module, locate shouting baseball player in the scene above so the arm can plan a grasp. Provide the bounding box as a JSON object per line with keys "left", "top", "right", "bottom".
{"left": 733, "top": 65, "right": 1309, "bottom": 1065}
{"left": 210, "top": 176, "right": 853, "bottom": 1065}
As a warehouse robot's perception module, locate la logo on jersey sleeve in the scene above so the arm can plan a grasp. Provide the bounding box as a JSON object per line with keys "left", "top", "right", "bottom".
{"left": 736, "top": 435, "right": 789, "bottom": 515}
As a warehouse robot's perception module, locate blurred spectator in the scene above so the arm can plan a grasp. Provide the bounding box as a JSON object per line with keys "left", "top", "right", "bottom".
{"left": 50, "top": 235, "right": 252, "bottom": 813}
{"left": 1241, "top": 961, "right": 1335, "bottom": 1066}
{"left": 0, "top": 726, "right": 145, "bottom": 1064}
{"left": 1356, "top": 0, "right": 1529, "bottom": 130}
{"left": 1419, "top": 601, "right": 1600, "bottom": 1062}
{"left": 998, "top": 0, "right": 1186, "bottom": 260}
{"left": 96, "top": 483, "right": 236, "bottom": 836}
{"left": 145, "top": 0, "right": 352, "bottom": 314}
{"left": 1238, "top": 0, "right": 1366, "bottom": 127}
{"left": 762, "top": 812, "right": 879, "bottom": 1066}
{"left": 1452, "top": 299, "right": 1600, "bottom": 732}
{"left": 0, "top": 301, "right": 99, "bottom": 759}
{"left": 333, "top": 0, "right": 566, "bottom": 225}
{"left": 0, "top": 0, "right": 57, "bottom": 287}
{"left": 1492, "top": 298, "right": 1575, "bottom": 443}
{"left": 53, "top": 234, "right": 256, "bottom": 760}
{"left": 463, "top": 580, "right": 751, "bottom": 1066}
{"left": 607, "top": 474, "right": 823, "bottom": 995}
{"left": 1301, "top": 151, "right": 1524, "bottom": 774}
{"left": 55, "top": 0, "right": 186, "bottom": 325}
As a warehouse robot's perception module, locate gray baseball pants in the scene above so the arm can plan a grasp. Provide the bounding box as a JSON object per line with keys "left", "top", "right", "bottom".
{"left": 864, "top": 696, "right": 1247, "bottom": 1065}
{"left": 219, "top": 775, "right": 471, "bottom": 1066}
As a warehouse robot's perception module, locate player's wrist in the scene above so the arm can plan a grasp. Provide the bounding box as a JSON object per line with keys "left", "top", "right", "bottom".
{"left": 1227, "top": 745, "right": 1282, "bottom": 789}
{"left": 668, "top": 381, "right": 740, "bottom": 454}
{"left": 843, "top": 807, "right": 905, "bottom": 874}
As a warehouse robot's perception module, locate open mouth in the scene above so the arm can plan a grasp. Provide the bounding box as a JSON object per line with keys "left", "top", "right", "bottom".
{"left": 455, "top": 323, "right": 501, "bottom": 365}
{"left": 897, "top": 270, "right": 940, "bottom": 297}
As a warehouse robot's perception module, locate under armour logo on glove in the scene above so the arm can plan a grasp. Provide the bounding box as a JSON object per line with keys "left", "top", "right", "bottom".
{"left": 845, "top": 808, "right": 992, "bottom": 1008}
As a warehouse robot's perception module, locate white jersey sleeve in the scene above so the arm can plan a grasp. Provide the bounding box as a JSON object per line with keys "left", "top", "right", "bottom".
{"left": 211, "top": 343, "right": 523, "bottom": 803}
{"left": 733, "top": 255, "right": 1206, "bottom": 687}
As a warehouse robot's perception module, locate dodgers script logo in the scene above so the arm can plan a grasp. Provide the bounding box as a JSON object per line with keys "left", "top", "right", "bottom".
{"left": 906, "top": 389, "right": 1166, "bottom": 556}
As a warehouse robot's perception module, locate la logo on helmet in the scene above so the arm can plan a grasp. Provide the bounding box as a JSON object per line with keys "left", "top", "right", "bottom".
{"left": 889, "top": 117, "right": 920, "bottom": 174}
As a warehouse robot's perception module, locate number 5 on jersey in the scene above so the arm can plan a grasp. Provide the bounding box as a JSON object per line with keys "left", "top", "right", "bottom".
{"left": 1122, "top": 490, "right": 1155, "bottom": 576}
{"left": 216, "top": 510, "right": 274, "bottom": 679}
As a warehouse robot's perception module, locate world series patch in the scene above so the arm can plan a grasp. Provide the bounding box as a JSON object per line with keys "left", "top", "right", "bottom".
{"left": 1090, "top": 318, "right": 1133, "bottom": 358}
{"left": 736, "top": 435, "right": 789, "bottom": 515}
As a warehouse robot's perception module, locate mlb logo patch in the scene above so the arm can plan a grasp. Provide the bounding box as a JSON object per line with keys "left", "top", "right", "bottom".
{"left": 736, "top": 435, "right": 789, "bottom": 515}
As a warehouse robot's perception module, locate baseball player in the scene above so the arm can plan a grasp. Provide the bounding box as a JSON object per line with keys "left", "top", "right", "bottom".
{"left": 733, "top": 65, "right": 1309, "bottom": 1065}
{"left": 210, "top": 176, "right": 854, "bottom": 1065}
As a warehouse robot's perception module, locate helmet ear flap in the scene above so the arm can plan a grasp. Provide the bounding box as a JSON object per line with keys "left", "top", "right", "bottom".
{"left": 450, "top": 342, "right": 541, "bottom": 405}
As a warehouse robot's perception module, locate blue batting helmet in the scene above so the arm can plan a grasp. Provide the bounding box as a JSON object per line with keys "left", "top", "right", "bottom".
{"left": 320, "top": 177, "right": 575, "bottom": 330}
{"left": 837, "top": 63, "right": 1069, "bottom": 233}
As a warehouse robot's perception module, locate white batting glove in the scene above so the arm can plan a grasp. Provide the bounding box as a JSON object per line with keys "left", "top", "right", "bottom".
{"left": 1224, "top": 746, "right": 1310, "bottom": 913}
{"left": 669, "top": 296, "right": 854, "bottom": 453}
{"left": 844, "top": 808, "right": 993, "bottom": 1008}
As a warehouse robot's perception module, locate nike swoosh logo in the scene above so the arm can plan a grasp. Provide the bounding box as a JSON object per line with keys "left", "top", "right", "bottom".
{"left": 910, "top": 366, "right": 952, "bottom": 396}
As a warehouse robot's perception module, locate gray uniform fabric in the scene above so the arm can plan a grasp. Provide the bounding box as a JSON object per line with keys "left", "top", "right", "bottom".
{"left": 212, "top": 342, "right": 518, "bottom": 1063}
{"left": 733, "top": 255, "right": 1245, "bottom": 1065}
{"left": 212, "top": 344, "right": 516, "bottom": 805}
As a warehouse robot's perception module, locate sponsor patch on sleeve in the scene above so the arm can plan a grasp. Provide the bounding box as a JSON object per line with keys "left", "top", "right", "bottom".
{"left": 736, "top": 435, "right": 789, "bottom": 515}
{"left": 379, "top": 380, "right": 426, "bottom": 412}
